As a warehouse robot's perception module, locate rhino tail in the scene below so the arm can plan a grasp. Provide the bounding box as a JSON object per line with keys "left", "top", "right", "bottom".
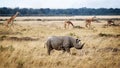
{"left": 44, "top": 39, "right": 51, "bottom": 48}
{"left": 44, "top": 41, "right": 47, "bottom": 48}
{"left": 44, "top": 43, "right": 46, "bottom": 48}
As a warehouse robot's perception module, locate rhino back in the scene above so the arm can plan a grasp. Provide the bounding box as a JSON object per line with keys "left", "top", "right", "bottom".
{"left": 48, "top": 36, "right": 63, "bottom": 50}
{"left": 47, "top": 36, "right": 76, "bottom": 48}
{"left": 61, "top": 36, "right": 76, "bottom": 47}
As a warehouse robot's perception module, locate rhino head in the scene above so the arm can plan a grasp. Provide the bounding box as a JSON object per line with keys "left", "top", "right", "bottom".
{"left": 74, "top": 39, "right": 85, "bottom": 49}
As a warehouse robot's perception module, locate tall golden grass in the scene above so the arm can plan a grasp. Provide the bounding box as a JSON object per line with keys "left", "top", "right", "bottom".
{"left": 0, "top": 17, "right": 120, "bottom": 68}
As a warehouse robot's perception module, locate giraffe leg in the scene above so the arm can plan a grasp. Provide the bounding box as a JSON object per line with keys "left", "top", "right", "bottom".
{"left": 68, "top": 23, "right": 70, "bottom": 29}
{"left": 88, "top": 22, "right": 91, "bottom": 28}
{"left": 85, "top": 22, "right": 88, "bottom": 28}
{"left": 11, "top": 20, "right": 14, "bottom": 28}
{"left": 64, "top": 23, "right": 67, "bottom": 29}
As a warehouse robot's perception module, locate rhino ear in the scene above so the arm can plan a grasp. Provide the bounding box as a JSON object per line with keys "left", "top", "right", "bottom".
{"left": 76, "top": 39, "right": 81, "bottom": 43}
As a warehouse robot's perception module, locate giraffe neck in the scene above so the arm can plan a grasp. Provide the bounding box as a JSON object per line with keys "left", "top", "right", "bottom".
{"left": 12, "top": 12, "right": 19, "bottom": 19}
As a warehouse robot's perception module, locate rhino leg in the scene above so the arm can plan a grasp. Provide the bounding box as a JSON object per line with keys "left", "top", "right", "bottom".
{"left": 62, "top": 48, "right": 66, "bottom": 54}
{"left": 65, "top": 47, "right": 70, "bottom": 54}
{"left": 63, "top": 43, "right": 71, "bottom": 54}
{"left": 46, "top": 40, "right": 53, "bottom": 55}
{"left": 47, "top": 46, "right": 53, "bottom": 55}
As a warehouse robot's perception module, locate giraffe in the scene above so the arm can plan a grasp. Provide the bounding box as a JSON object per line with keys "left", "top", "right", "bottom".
{"left": 85, "top": 16, "right": 96, "bottom": 28}
{"left": 64, "top": 20, "right": 74, "bottom": 29}
{"left": 4, "top": 12, "right": 19, "bottom": 28}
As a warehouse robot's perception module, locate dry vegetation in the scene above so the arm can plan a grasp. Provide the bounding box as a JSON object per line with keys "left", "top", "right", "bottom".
{"left": 0, "top": 16, "right": 120, "bottom": 68}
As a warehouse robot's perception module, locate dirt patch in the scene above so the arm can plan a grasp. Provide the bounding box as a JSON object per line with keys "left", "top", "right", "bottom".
{"left": 0, "top": 35, "right": 8, "bottom": 41}
{"left": 73, "top": 26, "right": 85, "bottom": 29}
{"left": 7, "top": 37, "right": 39, "bottom": 41}
{"left": 0, "top": 36, "right": 39, "bottom": 41}
{"left": 97, "top": 47, "right": 120, "bottom": 52}
{"left": 103, "top": 24, "right": 120, "bottom": 28}
{"left": 0, "top": 31, "right": 22, "bottom": 35}
{"left": 98, "top": 33, "right": 120, "bottom": 38}
{"left": 0, "top": 45, "right": 15, "bottom": 52}
{"left": 0, "top": 23, "right": 3, "bottom": 25}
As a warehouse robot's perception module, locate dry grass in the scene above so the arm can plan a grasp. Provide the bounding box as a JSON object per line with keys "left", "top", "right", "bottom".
{"left": 0, "top": 16, "right": 120, "bottom": 68}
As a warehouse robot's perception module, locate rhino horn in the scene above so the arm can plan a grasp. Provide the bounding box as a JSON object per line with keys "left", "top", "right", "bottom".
{"left": 75, "top": 43, "right": 85, "bottom": 49}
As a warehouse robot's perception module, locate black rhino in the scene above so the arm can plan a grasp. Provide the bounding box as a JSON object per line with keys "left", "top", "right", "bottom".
{"left": 45, "top": 36, "right": 85, "bottom": 55}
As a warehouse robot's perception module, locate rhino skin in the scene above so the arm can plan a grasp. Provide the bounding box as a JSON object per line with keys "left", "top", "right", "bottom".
{"left": 45, "top": 36, "right": 85, "bottom": 55}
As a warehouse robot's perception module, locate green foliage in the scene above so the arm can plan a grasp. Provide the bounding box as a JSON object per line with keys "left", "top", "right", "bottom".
{"left": 0, "top": 35, "right": 7, "bottom": 41}
{"left": 69, "top": 32, "right": 76, "bottom": 36}
{"left": 17, "top": 60, "right": 25, "bottom": 68}
{"left": 8, "top": 45, "right": 15, "bottom": 52}
{"left": 0, "top": 45, "right": 15, "bottom": 52}
{"left": 0, "top": 7, "right": 120, "bottom": 16}
{"left": 0, "top": 45, "right": 4, "bottom": 51}
{"left": 69, "top": 32, "right": 79, "bottom": 38}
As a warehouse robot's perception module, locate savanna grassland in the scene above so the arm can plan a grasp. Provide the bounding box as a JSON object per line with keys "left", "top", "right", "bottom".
{"left": 0, "top": 16, "right": 120, "bottom": 68}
